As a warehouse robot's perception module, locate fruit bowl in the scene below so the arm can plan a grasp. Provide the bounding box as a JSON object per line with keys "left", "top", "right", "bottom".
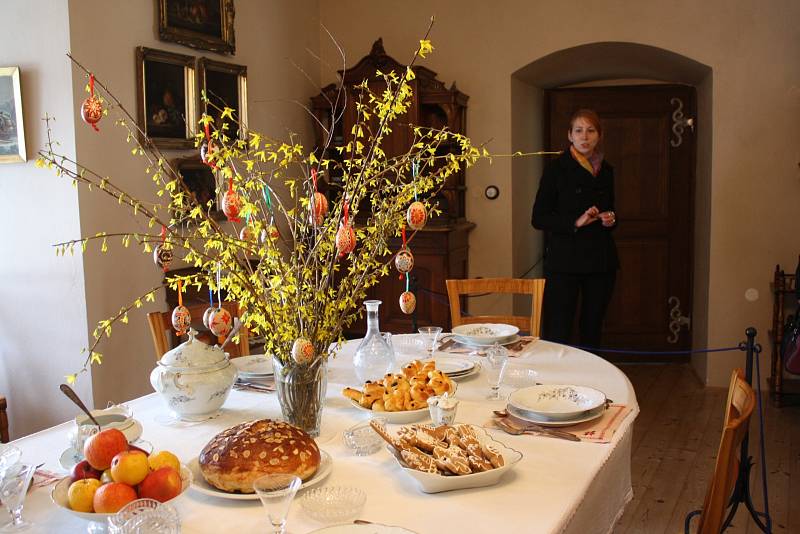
{"left": 50, "top": 464, "right": 192, "bottom": 522}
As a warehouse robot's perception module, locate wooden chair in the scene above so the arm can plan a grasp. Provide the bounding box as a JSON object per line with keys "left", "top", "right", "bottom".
{"left": 445, "top": 278, "right": 546, "bottom": 337}
{"left": 147, "top": 301, "right": 249, "bottom": 360}
{"left": 685, "top": 368, "right": 756, "bottom": 534}
{"left": 0, "top": 395, "right": 8, "bottom": 443}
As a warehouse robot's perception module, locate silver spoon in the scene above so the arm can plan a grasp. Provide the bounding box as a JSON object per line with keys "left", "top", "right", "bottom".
{"left": 59, "top": 384, "right": 102, "bottom": 430}
{"left": 219, "top": 317, "right": 242, "bottom": 352}
{"left": 494, "top": 418, "right": 580, "bottom": 442}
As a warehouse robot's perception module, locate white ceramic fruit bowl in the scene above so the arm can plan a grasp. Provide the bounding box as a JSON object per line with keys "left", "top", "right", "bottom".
{"left": 50, "top": 464, "right": 192, "bottom": 523}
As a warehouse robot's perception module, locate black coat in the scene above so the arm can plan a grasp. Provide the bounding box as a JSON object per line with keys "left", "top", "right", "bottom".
{"left": 531, "top": 150, "right": 619, "bottom": 274}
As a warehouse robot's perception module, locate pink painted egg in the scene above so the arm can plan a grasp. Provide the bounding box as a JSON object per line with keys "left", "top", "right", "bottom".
{"left": 153, "top": 244, "right": 173, "bottom": 271}
{"left": 406, "top": 201, "right": 427, "bottom": 230}
{"left": 208, "top": 307, "right": 233, "bottom": 337}
{"left": 202, "top": 306, "right": 215, "bottom": 329}
{"left": 81, "top": 95, "right": 103, "bottom": 126}
{"left": 222, "top": 190, "right": 242, "bottom": 221}
{"left": 292, "top": 338, "right": 315, "bottom": 364}
{"left": 395, "top": 249, "right": 414, "bottom": 273}
{"left": 171, "top": 306, "right": 191, "bottom": 335}
{"left": 399, "top": 291, "right": 417, "bottom": 314}
{"left": 336, "top": 224, "right": 356, "bottom": 256}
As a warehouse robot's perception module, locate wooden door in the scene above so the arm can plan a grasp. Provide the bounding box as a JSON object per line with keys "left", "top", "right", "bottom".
{"left": 546, "top": 85, "right": 696, "bottom": 360}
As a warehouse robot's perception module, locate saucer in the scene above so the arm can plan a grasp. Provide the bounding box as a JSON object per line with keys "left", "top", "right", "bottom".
{"left": 59, "top": 437, "right": 153, "bottom": 471}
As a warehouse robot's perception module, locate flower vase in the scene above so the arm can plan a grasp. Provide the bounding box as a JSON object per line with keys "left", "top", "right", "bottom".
{"left": 272, "top": 356, "right": 327, "bottom": 437}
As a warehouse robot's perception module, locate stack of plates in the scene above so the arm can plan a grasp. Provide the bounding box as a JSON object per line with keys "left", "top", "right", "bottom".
{"left": 452, "top": 323, "right": 519, "bottom": 347}
{"left": 431, "top": 357, "right": 479, "bottom": 380}
{"left": 231, "top": 354, "right": 274, "bottom": 381}
{"left": 506, "top": 384, "right": 607, "bottom": 427}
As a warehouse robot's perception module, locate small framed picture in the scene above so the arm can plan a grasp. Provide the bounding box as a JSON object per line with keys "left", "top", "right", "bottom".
{"left": 136, "top": 47, "right": 197, "bottom": 149}
{"left": 198, "top": 58, "right": 247, "bottom": 141}
{"left": 0, "top": 67, "right": 27, "bottom": 163}
{"left": 172, "top": 156, "right": 224, "bottom": 222}
{"left": 158, "top": 0, "right": 235, "bottom": 55}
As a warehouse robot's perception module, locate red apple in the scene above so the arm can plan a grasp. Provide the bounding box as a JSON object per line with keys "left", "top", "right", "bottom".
{"left": 83, "top": 428, "right": 128, "bottom": 470}
{"left": 69, "top": 460, "right": 101, "bottom": 483}
{"left": 93, "top": 482, "right": 138, "bottom": 513}
{"left": 138, "top": 466, "right": 182, "bottom": 503}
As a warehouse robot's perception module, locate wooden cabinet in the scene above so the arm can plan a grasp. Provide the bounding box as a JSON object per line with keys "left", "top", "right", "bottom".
{"left": 770, "top": 261, "right": 800, "bottom": 406}
{"left": 310, "top": 38, "right": 474, "bottom": 336}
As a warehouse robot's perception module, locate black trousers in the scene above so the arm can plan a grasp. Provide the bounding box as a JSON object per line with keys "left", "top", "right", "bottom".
{"left": 541, "top": 271, "right": 616, "bottom": 348}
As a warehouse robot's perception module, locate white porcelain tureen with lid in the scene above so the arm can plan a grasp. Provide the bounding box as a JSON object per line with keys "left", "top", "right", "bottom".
{"left": 150, "top": 329, "right": 237, "bottom": 421}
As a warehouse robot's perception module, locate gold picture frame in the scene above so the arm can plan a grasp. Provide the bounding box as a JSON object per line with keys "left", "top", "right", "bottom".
{"left": 0, "top": 67, "right": 27, "bottom": 163}
{"left": 158, "top": 0, "right": 235, "bottom": 55}
{"left": 198, "top": 57, "right": 247, "bottom": 141}
{"left": 136, "top": 47, "right": 197, "bottom": 150}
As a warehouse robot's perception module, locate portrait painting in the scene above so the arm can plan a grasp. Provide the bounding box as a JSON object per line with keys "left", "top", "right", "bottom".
{"left": 173, "top": 157, "right": 224, "bottom": 222}
{"left": 0, "top": 67, "right": 27, "bottom": 164}
{"left": 136, "top": 47, "right": 197, "bottom": 149}
{"left": 198, "top": 58, "right": 247, "bottom": 141}
{"left": 158, "top": 0, "right": 236, "bottom": 55}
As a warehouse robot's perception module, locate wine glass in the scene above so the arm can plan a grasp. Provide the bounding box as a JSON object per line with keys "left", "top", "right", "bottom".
{"left": 485, "top": 343, "right": 509, "bottom": 400}
{"left": 0, "top": 463, "right": 36, "bottom": 532}
{"left": 417, "top": 326, "right": 443, "bottom": 355}
{"left": 253, "top": 474, "right": 302, "bottom": 534}
{"left": 0, "top": 446, "right": 21, "bottom": 481}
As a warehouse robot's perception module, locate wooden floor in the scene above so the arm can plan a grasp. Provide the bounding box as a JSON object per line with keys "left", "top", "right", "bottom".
{"left": 614, "top": 363, "right": 799, "bottom": 534}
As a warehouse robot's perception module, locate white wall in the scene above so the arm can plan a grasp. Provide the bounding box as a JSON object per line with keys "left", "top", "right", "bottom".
{"left": 319, "top": 0, "right": 800, "bottom": 387}
{"left": 0, "top": 0, "right": 91, "bottom": 440}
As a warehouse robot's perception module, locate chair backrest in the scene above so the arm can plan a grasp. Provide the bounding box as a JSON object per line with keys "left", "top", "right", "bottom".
{"left": 445, "top": 278, "right": 546, "bottom": 337}
{"left": 0, "top": 395, "right": 8, "bottom": 443}
{"left": 147, "top": 301, "right": 249, "bottom": 360}
{"left": 694, "top": 368, "right": 756, "bottom": 534}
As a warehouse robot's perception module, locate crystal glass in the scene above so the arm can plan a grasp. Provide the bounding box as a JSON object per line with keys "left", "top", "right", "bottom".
{"left": 273, "top": 356, "right": 327, "bottom": 437}
{"left": 68, "top": 423, "right": 99, "bottom": 457}
{"left": 485, "top": 343, "right": 509, "bottom": 400}
{"left": 0, "top": 463, "right": 35, "bottom": 532}
{"left": 301, "top": 486, "right": 366, "bottom": 523}
{"left": 353, "top": 300, "right": 396, "bottom": 383}
{"left": 418, "top": 326, "right": 443, "bottom": 354}
{"left": 253, "top": 474, "right": 302, "bottom": 534}
{"left": 108, "top": 498, "right": 180, "bottom": 534}
{"left": 342, "top": 418, "right": 384, "bottom": 456}
{"left": 0, "top": 446, "right": 21, "bottom": 481}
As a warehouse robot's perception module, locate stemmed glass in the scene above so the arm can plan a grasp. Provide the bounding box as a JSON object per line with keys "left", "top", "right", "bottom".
{"left": 485, "top": 343, "right": 509, "bottom": 400}
{"left": 253, "top": 474, "right": 302, "bottom": 534}
{"left": 0, "top": 463, "right": 36, "bottom": 532}
{"left": 0, "top": 446, "right": 21, "bottom": 481}
{"left": 418, "top": 326, "right": 443, "bottom": 355}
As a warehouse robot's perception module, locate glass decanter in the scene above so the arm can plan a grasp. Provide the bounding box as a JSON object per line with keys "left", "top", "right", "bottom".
{"left": 353, "top": 300, "right": 396, "bottom": 383}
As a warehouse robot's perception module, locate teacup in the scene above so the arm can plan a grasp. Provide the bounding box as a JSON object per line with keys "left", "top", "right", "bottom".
{"left": 427, "top": 393, "right": 459, "bottom": 427}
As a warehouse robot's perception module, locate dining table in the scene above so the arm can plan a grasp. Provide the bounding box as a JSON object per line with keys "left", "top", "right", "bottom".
{"left": 10, "top": 336, "right": 638, "bottom": 533}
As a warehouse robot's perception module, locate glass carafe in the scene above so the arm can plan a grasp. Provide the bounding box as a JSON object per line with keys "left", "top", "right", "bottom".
{"left": 353, "top": 300, "right": 396, "bottom": 383}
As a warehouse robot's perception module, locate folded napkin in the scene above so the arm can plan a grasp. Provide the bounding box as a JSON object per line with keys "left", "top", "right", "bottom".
{"left": 32, "top": 469, "right": 61, "bottom": 490}
{"left": 492, "top": 404, "right": 632, "bottom": 444}
{"left": 440, "top": 336, "right": 538, "bottom": 357}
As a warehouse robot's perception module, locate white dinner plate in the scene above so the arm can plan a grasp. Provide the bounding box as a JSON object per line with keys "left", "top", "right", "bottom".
{"left": 186, "top": 450, "right": 332, "bottom": 500}
{"left": 454, "top": 334, "right": 521, "bottom": 348}
{"left": 348, "top": 400, "right": 429, "bottom": 424}
{"left": 506, "top": 403, "right": 605, "bottom": 427}
{"left": 451, "top": 323, "right": 519, "bottom": 345}
{"left": 508, "top": 384, "right": 607, "bottom": 421}
{"left": 309, "top": 525, "right": 419, "bottom": 534}
{"left": 427, "top": 357, "right": 475, "bottom": 376}
{"left": 232, "top": 354, "right": 274, "bottom": 377}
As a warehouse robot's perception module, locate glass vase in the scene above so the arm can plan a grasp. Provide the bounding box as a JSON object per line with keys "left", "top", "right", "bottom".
{"left": 272, "top": 356, "right": 327, "bottom": 437}
{"left": 353, "top": 300, "right": 396, "bottom": 383}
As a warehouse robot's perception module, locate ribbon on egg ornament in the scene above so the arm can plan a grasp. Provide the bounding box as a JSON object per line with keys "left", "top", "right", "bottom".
{"left": 80, "top": 73, "right": 103, "bottom": 132}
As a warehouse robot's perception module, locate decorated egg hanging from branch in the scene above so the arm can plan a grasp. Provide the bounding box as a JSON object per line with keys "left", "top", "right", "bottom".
{"left": 406, "top": 201, "right": 427, "bottom": 230}
{"left": 395, "top": 248, "right": 414, "bottom": 274}
{"left": 399, "top": 290, "right": 417, "bottom": 315}
{"left": 336, "top": 200, "right": 356, "bottom": 257}
{"left": 81, "top": 74, "right": 103, "bottom": 131}
{"left": 208, "top": 307, "right": 233, "bottom": 338}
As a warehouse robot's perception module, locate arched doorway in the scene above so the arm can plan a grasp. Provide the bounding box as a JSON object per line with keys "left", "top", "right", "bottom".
{"left": 511, "top": 42, "right": 712, "bottom": 368}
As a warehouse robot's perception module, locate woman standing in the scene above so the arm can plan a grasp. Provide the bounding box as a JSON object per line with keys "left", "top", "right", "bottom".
{"left": 531, "top": 109, "right": 618, "bottom": 348}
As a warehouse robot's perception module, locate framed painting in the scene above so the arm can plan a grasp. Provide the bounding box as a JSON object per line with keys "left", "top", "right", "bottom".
{"left": 198, "top": 58, "right": 247, "bottom": 141}
{"left": 172, "top": 156, "right": 224, "bottom": 222}
{"left": 0, "top": 67, "right": 27, "bottom": 163}
{"left": 158, "top": 0, "right": 236, "bottom": 55}
{"left": 136, "top": 47, "right": 197, "bottom": 150}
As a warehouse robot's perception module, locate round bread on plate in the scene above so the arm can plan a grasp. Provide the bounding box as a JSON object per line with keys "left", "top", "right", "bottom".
{"left": 199, "top": 419, "right": 321, "bottom": 493}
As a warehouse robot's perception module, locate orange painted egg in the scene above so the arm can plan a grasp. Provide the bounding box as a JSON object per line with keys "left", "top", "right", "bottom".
{"left": 292, "top": 338, "right": 315, "bottom": 364}
{"left": 171, "top": 306, "right": 191, "bottom": 335}
{"left": 239, "top": 225, "right": 255, "bottom": 241}
{"left": 153, "top": 244, "right": 173, "bottom": 271}
{"left": 406, "top": 201, "right": 427, "bottom": 230}
{"left": 310, "top": 192, "right": 328, "bottom": 225}
{"left": 222, "top": 190, "right": 242, "bottom": 220}
{"left": 399, "top": 291, "right": 417, "bottom": 314}
{"left": 395, "top": 249, "right": 414, "bottom": 273}
{"left": 208, "top": 307, "right": 233, "bottom": 337}
{"left": 336, "top": 224, "right": 356, "bottom": 256}
{"left": 81, "top": 96, "right": 103, "bottom": 126}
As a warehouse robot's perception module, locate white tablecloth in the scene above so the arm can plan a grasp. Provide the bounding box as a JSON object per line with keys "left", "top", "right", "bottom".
{"left": 12, "top": 339, "right": 638, "bottom": 533}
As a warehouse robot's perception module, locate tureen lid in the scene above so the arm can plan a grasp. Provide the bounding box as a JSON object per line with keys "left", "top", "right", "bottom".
{"left": 159, "top": 329, "right": 228, "bottom": 368}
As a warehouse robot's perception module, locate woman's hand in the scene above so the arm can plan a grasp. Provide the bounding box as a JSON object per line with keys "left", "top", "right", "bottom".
{"left": 575, "top": 206, "right": 600, "bottom": 228}
{"left": 598, "top": 211, "right": 616, "bottom": 227}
